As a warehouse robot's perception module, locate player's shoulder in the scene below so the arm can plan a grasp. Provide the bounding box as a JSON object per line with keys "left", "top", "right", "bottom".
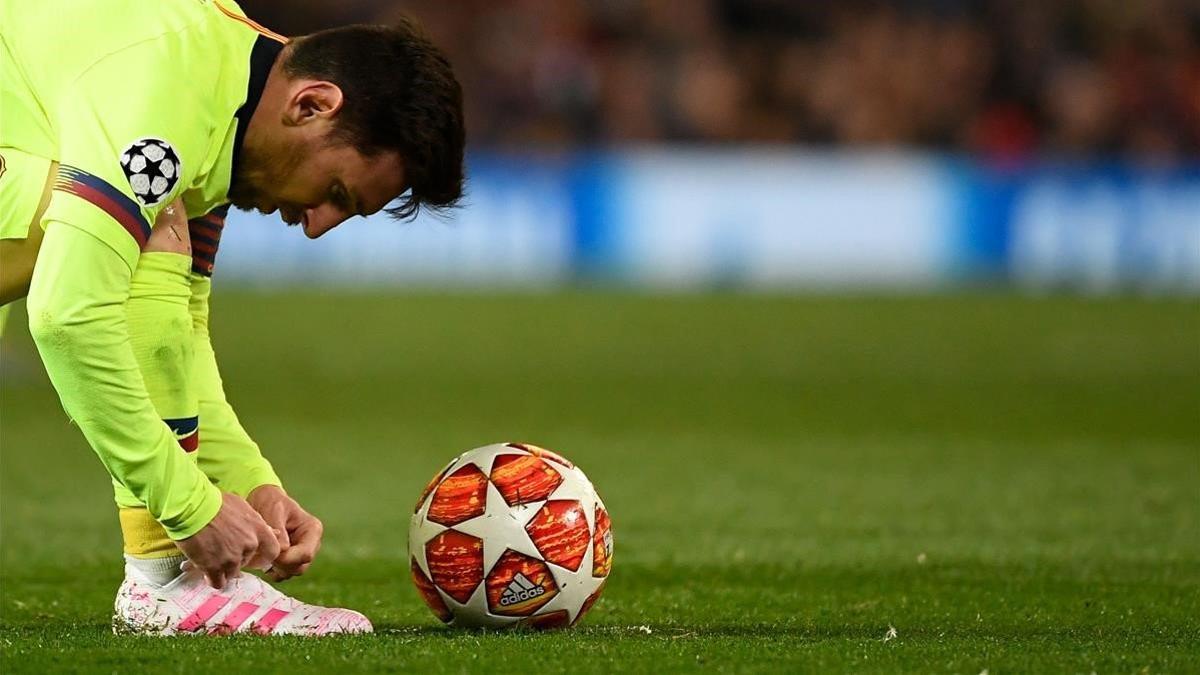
{"left": 9, "top": 1, "right": 273, "bottom": 70}
{"left": 4, "top": 1, "right": 218, "bottom": 87}
{"left": 93, "top": 1, "right": 286, "bottom": 85}
{"left": 88, "top": 0, "right": 270, "bottom": 62}
{"left": 11, "top": 1, "right": 206, "bottom": 51}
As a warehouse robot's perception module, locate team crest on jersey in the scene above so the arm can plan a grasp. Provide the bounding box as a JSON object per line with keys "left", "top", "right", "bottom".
{"left": 119, "top": 138, "right": 181, "bottom": 207}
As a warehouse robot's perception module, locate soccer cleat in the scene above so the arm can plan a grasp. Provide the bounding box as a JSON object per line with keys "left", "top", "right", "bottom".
{"left": 113, "top": 562, "right": 372, "bottom": 636}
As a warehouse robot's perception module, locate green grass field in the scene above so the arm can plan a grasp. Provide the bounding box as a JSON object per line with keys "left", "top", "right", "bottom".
{"left": 1, "top": 292, "right": 1197, "bottom": 673}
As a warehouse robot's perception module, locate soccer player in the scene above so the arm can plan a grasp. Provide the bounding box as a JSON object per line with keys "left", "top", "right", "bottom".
{"left": 0, "top": 0, "right": 464, "bottom": 635}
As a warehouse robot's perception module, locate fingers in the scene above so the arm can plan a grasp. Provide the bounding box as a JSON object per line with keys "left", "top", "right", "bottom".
{"left": 247, "top": 485, "right": 294, "bottom": 555}
{"left": 179, "top": 492, "right": 282, "bottom": 590}
{"left": 259, "top": 501, "right": 292, "bottom": 552}
{"left": 205, "top": 561, "right": 240, "bottom": 590}
{"left": 206, "top": 568, "right": 225, "bottom": 590}
{"left": 264, "top": 499, "right": 289, "bottom": 535}
{"left": 271, "top": 550, "right": 313, "bottom": 580}
{"left": 288, "top": 515, "right": 323, "bottom": 564}
{"left": 267, "top": 562, "right": 311, "bottom": 583}
{"left": 272, "top": 526, "right": 290, "bottom": 551}
{"left": 260, "top": 520, "right": 283, "bottom": 562}
{"left": 229, "top": 498, "right": 283, "bottom": 572}
{"left": 247, "top": 521, "right": 283, "bottom": 571}
{"left": 270, "top": 516, "right": 323, "bottom": 581}
{"left": 234, "top": 490, "right": 326, "bottom": 582}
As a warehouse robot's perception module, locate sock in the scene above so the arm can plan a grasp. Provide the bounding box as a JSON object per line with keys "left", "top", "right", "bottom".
{"left": 124, "top": 553, "right": 186, "bottom": 587}
{"left": 119, "top": 507, "right": 184, "bottom": 586}
{"left": 119, "top": 506, "right": 177, "bottom": 554}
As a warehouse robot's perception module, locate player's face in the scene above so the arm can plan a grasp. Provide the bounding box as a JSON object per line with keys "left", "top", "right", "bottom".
{"left": 229, "top": 77, "right": 408, "bottom": 238}
{"left": 231, "top": 139, "right": 406, "bottom": 239}
{"left": 274, "top": 141, "right": 404, "bottom": 239}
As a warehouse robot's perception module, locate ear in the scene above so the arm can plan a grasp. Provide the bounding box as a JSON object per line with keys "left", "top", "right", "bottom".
{"left": 283, "top": 80, "right": 344, "bottom": 126}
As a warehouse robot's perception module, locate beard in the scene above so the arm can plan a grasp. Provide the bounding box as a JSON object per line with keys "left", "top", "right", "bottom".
{"left": 226, "top": 137, "right": 308, "bottom": 213}
{"left": 226, "top": 148, "right": 269, "bottom": 211}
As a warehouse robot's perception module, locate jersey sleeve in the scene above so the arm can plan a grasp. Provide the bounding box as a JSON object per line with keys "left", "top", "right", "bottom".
{"left": 43, "top": 35, "right": 211, "bottom": 272}
{"left": 189, "top": 244, "right": 283, "bottom": 497}
{"left": 26, "top": 36, "right": 223, "bottom": 539}
{"left": 26, "top": 221, "right": 222, "bottom": 539}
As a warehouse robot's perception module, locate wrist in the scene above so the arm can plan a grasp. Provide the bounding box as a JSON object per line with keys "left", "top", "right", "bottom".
{"left": 164, "top": 481, "right": 223, "bottom": 541}
{"left": 248, "top": 484, "right": 286, "bottom": 501}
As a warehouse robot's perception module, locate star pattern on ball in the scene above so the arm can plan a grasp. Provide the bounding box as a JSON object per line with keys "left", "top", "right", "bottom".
{"left": 409, "top": 443, "right": 611, "bottom": 628}
{"left": 454, "top": 480, "right": 544, "bottom": 572}
{"left": 531, "top": 460, "right": 607, "bottom": 624}
{"left": 460, "top": 444, "right": 526, "bottom": 475}
{"left": 409, "top": 498, "right": 450, "bottom": 581}
{"left": 534, "top": 529, "right": 606, "bottom": 624}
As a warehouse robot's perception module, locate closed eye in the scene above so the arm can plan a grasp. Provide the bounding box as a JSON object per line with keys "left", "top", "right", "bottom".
{"left": 332, "top": 181, "right": 364, "bottom": 218}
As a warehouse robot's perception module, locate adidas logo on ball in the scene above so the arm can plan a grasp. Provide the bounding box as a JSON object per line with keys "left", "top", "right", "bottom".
{"left": 499, "top": 573, "right": 545, "bottom": 606}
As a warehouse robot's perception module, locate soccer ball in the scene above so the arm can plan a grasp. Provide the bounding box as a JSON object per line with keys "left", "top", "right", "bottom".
{"left": 409, "top": 443, "right": 612, "bottom": 629}
{"left": 119, "top": 138, "right": 180, "bottom": 207}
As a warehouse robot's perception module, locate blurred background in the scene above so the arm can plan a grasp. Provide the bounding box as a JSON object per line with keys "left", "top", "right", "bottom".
{"left": 222, "top": 0, "right": 1200, "bottom": 292}
{"left": 2, "top": 4, "right": 1198, "bottom": 665}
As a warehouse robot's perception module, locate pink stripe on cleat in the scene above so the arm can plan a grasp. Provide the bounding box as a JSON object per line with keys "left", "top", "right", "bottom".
{"left": 177, "top": 595, "right": 231, "bottom": 632}
{"left": 252, "top": 608, "right": 290, "bottom": 635}
{"left": 210, "top": 602, "right": 260, "bottom": 634}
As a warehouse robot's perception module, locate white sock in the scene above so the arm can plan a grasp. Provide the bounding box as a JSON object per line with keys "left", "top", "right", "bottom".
{"left": 124, "top": 554, "right": 186, "bottom": 587}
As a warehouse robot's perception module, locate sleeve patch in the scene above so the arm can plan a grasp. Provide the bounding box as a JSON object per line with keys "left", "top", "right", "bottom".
{"left": 120, "top": 138, "right": 182, "bottom": 207}
{"left": 55, "top": 165, "right": 151, "bottom": 248}
{"left": 164, "top": 416, "right": 200, "bottom": 453}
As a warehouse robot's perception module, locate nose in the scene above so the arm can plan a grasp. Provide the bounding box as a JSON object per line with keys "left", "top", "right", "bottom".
{"left": 301, "top": 204, "right": 351, "bottom": 239}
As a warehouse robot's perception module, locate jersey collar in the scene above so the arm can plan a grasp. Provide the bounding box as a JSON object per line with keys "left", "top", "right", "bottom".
{"left": 229, "top": 35, "right": 284, "bottom": 194}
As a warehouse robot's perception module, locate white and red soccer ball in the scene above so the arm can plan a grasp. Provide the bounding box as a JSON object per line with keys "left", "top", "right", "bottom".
{"left": 409, "top": 443, "right": 612, "bottom": 629}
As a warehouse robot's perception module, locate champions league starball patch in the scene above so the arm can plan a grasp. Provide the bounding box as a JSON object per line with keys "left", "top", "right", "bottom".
{"left": 119, "top": 138, "right": 181, "bottom": 207}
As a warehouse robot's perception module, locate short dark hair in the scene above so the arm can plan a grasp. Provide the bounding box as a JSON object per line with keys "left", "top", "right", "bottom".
{"left": 284, "top": 19, "right": 465, "bottom": 220}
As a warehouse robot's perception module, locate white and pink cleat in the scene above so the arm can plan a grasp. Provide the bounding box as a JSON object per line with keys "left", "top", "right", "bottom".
{"left": 113, "top": 562, "right": 373, "bottom": 636}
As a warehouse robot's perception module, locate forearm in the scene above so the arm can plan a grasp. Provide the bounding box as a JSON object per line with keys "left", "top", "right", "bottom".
{"left": 26, "top": 221, "right": 222, "bottom": 539}
{"left": 127, "top": 252, "right": 198, "bottom": 444}
{"left": 190, "top": 274, "right": 282, "bottom": 497}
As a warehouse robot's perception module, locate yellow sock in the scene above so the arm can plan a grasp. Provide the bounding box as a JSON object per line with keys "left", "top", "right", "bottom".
{"left": 119, "top": 507, "right": 177, "bottom": 558}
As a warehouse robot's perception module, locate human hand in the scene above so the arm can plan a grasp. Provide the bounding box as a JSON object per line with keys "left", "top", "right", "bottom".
{"left": 247, "top": 485, "right": 325, "bottom": 582}
{"left": 176, "top": 492, "right": 282, "bottom": 589}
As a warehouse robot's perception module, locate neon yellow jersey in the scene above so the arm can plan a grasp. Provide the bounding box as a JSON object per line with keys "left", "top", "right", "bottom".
{"left": 0, "top": 0, "right": 284, "bottom": 271}
{"left": 2, "top": 0, "right": 287, "bottom": 539}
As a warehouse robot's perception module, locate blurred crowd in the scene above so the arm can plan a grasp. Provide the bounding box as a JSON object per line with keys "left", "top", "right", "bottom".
{"left": 244, "top": 0, "right": 1200, "bottom": 160}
